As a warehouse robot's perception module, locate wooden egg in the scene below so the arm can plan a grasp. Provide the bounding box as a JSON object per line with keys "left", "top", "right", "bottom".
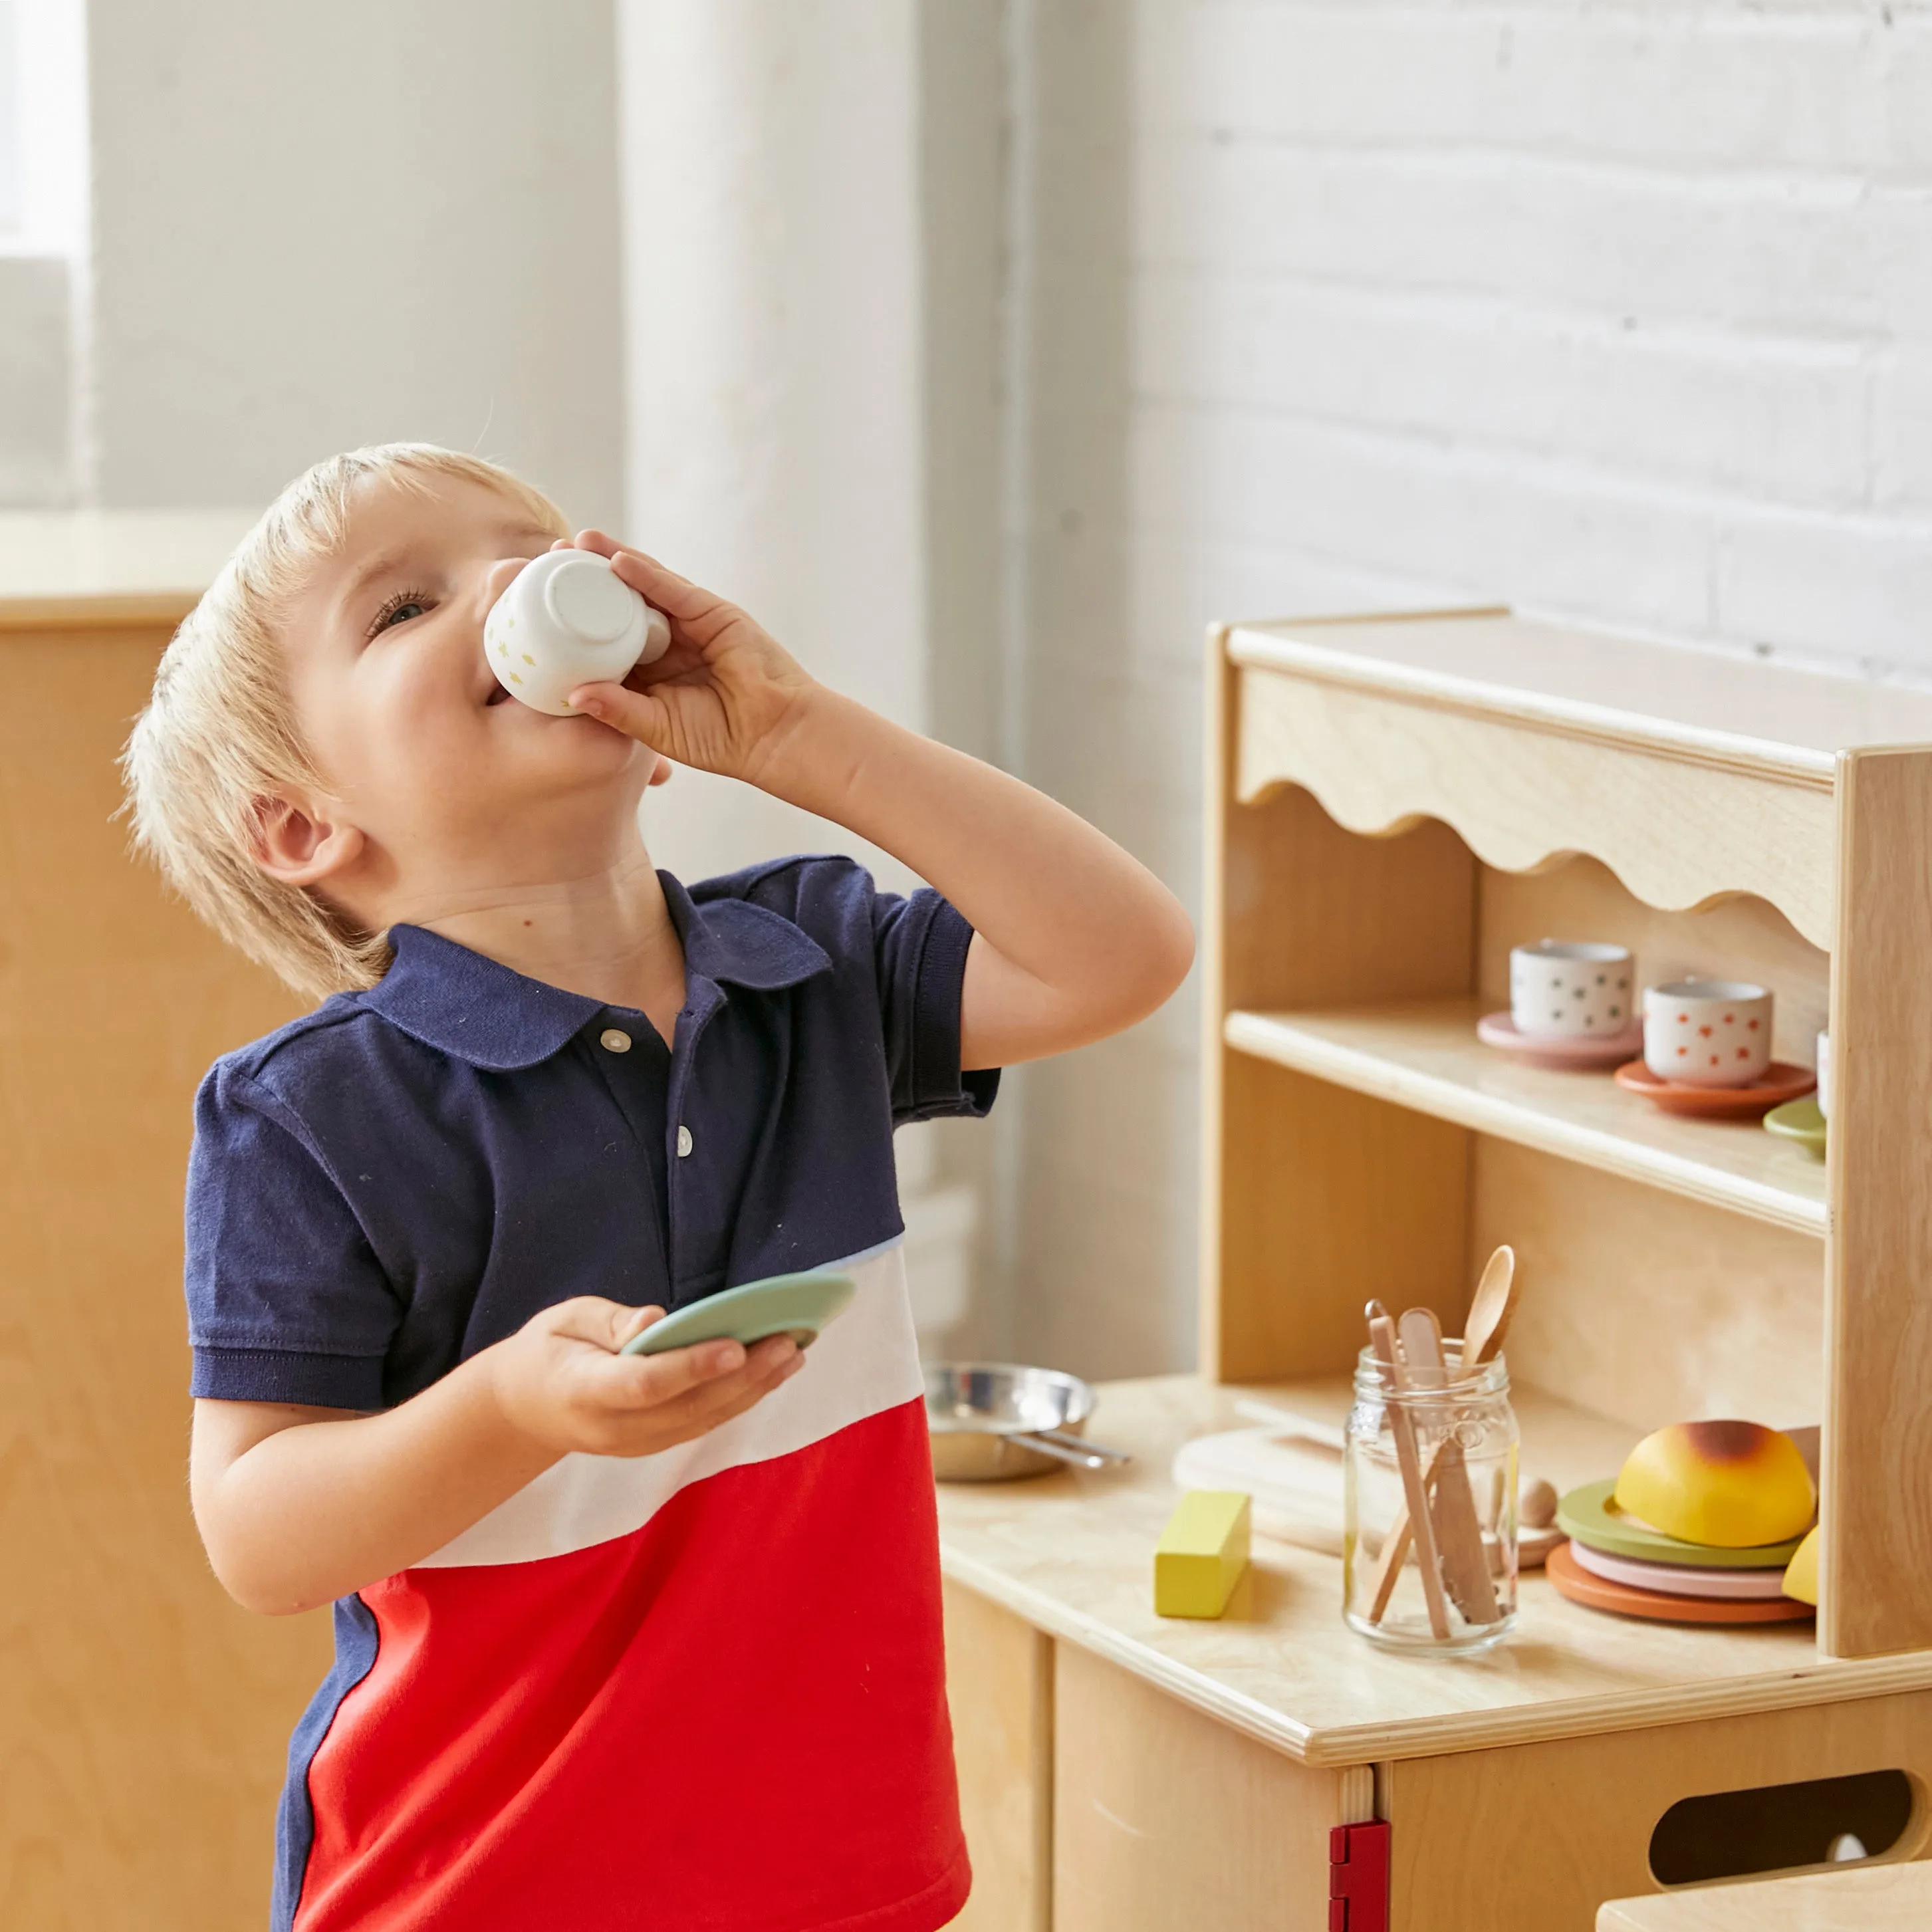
{"left": 1520, "top": 1476, "right": 1558, "bottom": 1529}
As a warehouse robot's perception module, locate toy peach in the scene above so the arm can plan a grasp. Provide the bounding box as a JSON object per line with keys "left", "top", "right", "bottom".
{"left": 1614, "top": 1421, "right": 1815, "bottom": 1549}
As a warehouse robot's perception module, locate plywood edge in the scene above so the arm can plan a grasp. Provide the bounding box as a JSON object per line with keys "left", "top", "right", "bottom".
{"left": 1199, "top": 625, "right": 1235, "bottom": 1382}
{"left": 1217, "top": 603, "right": 1510, "bottom": 635}
{"left": 1227, "top": 628, "right": 1838, "bottom": 790}
{"left": 1822, "top": 746, "right": 1932, "bottom": 1659}
{"left": 1223, "top": 1009, "right": 1828, "bottom": 1239}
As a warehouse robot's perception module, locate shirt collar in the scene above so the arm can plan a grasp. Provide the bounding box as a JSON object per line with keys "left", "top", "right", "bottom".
{"left": 364, "top": 873, "right": 832, "bottom": 1072}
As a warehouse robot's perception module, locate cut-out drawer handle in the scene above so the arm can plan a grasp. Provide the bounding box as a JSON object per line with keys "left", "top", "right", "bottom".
{"left": 1649, "top": 1768, "right": 1920, "bottom": 1886}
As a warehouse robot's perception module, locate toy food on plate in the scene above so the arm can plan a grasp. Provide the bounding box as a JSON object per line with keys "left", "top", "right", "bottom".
{"left": 1782, "top": 1524, "right": 1821, "bottom": 1606}
{"left": 1614, "top": 1420, "right": 1816, "bottom": 1549}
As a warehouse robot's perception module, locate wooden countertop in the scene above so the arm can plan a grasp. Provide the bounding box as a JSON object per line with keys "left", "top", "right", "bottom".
{"left": 0, "top": 509, "right": 255, "bottom": 626}
{"left": 935, "top": 1374, "right": 1932, "bottom": 1768}
{"left": 1598, "top": 1861, "right": 1932, "bottom": 1929}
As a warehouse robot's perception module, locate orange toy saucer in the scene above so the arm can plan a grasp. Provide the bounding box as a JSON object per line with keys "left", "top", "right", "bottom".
{"left": 1546, "top": 1541, "right": 1812, "bottom": 1625}
{"left": 1612, "top": 1060, "right": 1816, "bottom": 1120}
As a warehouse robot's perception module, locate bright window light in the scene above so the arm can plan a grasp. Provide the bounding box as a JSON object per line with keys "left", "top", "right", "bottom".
{"left": 0, "top": 1, "right": 19, "bottom": 235}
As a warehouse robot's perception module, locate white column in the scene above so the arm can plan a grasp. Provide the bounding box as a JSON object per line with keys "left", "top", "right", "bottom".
{"left": 614, "top": 0, "right": 929, "bottom": 886}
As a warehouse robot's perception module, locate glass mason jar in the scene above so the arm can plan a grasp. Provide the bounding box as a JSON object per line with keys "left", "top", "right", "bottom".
{"left": 1344, "top": 1345, "right": 1519, "bottom": 1653}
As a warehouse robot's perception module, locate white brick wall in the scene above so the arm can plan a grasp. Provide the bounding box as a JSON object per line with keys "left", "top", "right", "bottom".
{"left": 995, "top": 0, "right": 1932, "bottom": 1377}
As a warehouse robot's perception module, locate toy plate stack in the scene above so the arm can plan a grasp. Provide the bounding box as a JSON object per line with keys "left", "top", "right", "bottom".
{"left": 1549, "top": 1421, "right": 1818, "bottom": 1626}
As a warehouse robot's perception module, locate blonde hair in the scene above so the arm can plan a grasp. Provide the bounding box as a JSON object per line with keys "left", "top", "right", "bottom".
{"left": 122, "top": 443, "right": 569, "bottom": 1004}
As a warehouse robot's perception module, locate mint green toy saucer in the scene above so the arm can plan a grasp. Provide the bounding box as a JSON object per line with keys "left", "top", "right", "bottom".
{"left": 1556, "top": 1479, "right": 1808, "bottom": 1570}
{"left": 1763, "top": 1098, "right": 1827, "bottom": 1162}
{"left": 620, "top": 1269, "right": 857, "bottom": 1358}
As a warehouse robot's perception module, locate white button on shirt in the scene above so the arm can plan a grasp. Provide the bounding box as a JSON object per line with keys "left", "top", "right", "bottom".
{"left": 676, "top": 1125, "right": 693, "bottom": 1157}
{"left": 599, "top": 1028, "right": 632, "bottom": 1054}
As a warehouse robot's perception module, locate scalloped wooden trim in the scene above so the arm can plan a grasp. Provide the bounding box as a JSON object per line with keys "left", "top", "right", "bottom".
{"left": 1236, "top": 667, "right": 1837, "bottom": 949}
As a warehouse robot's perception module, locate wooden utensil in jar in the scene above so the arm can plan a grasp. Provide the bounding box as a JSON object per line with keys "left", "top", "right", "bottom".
{"left": 1367, "top": 1246, "right": 1518, "bottom": 1624}
{"left": 1397, "top": 1306, "right": 1501, "bottom": 1625}
{"left": 1366, "top": 1302, "right": 1452, "bottom": 1639}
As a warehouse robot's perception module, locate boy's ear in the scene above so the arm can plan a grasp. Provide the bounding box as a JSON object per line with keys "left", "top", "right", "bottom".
{"left": 251, "top": 794, "right": 367, "bottom": 887}
{"left": 646, "top": 755, "right": 673, "bottom": 787}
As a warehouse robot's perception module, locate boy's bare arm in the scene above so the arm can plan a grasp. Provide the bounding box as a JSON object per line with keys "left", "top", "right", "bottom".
{"left": 192, "top": 1298, "right": 800, "bottom": 1616}
{"left": 566, "top": 541, "right": 1196, "bottom": 1070}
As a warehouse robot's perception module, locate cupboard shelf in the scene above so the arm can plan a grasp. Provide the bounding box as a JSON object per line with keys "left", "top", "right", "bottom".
{"left": 1223, "top": 1001, "right": 1827, "bottom": 1237}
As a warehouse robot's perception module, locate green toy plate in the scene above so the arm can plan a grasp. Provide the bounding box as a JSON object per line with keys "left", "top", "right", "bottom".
{"left": 1763, "top": 1097, "right": 1827, "bottom": 1161}
{"left": 620, "top": 1269, "right": 857, "bottom": 1358}
{"left": 1556, "top": 1479, "right": 1810, "bottom": 1570}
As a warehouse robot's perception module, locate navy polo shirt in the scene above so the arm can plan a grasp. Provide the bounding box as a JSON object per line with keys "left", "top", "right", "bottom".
{"left": 185, "top": 856, "right": 997, "bottom": 1412}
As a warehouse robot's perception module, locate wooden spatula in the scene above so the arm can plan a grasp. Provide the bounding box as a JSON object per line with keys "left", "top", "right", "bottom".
{"left": 1398, "top": 1306, "right": 1501, "bottom": 1626}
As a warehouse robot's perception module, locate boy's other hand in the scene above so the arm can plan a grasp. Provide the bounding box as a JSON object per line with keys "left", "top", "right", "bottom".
{"left": 558, "top": 533, "right": 819, "bottom": 790}
{"left": 488, "top": 1294, "right": 804, "bottom": 1459}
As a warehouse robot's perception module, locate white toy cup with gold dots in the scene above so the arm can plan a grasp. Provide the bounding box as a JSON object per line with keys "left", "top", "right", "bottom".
{"left": 1642, "top": 978, "right": 1774, "bottom": 1088}
{"left": 485, "top": 551, "right": 671, "bottom": 715}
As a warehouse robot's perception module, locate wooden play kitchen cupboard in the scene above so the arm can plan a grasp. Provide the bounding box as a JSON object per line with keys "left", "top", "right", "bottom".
{"left": 935, "top": 608, "right": 1932, "bottom": 1931}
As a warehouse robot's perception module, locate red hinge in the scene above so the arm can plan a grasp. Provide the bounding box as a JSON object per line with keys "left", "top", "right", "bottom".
{"left": 1329, "top": 1820, "right": 1390, "bottom": 1932}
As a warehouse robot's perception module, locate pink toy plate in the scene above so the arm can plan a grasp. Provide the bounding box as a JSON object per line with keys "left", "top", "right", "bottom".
{"left": 1568, "top": 1537, "right": 1790, "bottom": 1601}
{"left": 1612, "top": 1060, "right": 1816, "bottom": 1120}
{"left": 1476, "top": 1011, "right": 1645, "bottom": 1070}
{"left": 1546, "top": 1542, "right": 1813, "bottom": 1625}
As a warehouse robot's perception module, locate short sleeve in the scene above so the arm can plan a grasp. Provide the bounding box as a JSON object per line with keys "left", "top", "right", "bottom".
{"left": 185, "top": 1065, "right": 403, "bottom": 1409}
{"left": 871, "top": 887, "right": 1001, "bottom": 1126}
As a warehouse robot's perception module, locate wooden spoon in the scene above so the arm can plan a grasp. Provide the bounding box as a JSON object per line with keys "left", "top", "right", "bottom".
{"left": 1366, "top": 1246, "right": 1517, "bottom": 1624}
{"left": 1460, "top": 1243, "right": 1519, "bottom": 1372}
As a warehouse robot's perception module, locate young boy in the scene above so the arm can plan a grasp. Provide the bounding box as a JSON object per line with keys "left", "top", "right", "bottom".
{"left": 125, "top": 444, "right": 1192, "bottom": 1932}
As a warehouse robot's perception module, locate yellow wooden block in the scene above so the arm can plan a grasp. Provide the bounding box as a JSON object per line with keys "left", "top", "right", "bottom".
{"left": 1154, "top": 1490, "right": 1252, "bottom": 1619}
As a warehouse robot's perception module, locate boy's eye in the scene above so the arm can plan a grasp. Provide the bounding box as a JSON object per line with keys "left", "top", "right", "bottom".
{"left": 368, "top": 590, "right": 433, "bottom": 638}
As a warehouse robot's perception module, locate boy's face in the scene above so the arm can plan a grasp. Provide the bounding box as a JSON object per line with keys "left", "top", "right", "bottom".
{"left": 269, "top": 473, "right": 662, "bottom": 918}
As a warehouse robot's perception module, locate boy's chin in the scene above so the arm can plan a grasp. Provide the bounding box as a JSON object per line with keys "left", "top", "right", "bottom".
{"left": 489, "top": 717, "right": 655, "bottom": 808}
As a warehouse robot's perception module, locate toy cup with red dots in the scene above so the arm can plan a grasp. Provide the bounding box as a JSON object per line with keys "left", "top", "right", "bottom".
{"left": 1642, "top": 978, "right": 1773, "bottom": 1088}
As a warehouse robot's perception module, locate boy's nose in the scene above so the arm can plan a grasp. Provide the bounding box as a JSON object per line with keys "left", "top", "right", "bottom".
{"left": 479, "top": 556, "right": 530, "bottom": 617}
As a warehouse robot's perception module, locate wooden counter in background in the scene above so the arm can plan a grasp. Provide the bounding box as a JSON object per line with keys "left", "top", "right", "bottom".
{"left": 0, "top": 515, "right": 334, "bottom": 1932}
{"left": 937, "top": 1378, "right": 1932, "bottom": 1932}
{"left": 1599, "top": 1861, "right": 1932, "bottom": 1930}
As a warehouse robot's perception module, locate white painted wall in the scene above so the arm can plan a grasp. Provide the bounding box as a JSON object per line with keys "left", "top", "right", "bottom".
{"left": 80, "top": 0, "right": 623, "bottom": 522}
{"left": 995, "top": 0, "right": 1932, "bottom": 1380}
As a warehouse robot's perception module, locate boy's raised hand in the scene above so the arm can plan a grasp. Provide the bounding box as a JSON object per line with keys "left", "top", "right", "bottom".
{"left": 558, "top": 532, "right": 818, "bottom": 788}
{"left": 488, "top": 1293, "right": 804, "bottom": 1460}
{"left": 559, "top": 534, "right": 1193, "bottom": 1077}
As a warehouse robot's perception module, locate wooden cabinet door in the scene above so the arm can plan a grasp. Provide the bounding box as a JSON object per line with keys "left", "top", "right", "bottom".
{"left": 942, "top": 1580, "right": 1052, "bottom": 1931}
{"left": 1052, "top": 1642, "right": 1359, "bottom": 1932}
